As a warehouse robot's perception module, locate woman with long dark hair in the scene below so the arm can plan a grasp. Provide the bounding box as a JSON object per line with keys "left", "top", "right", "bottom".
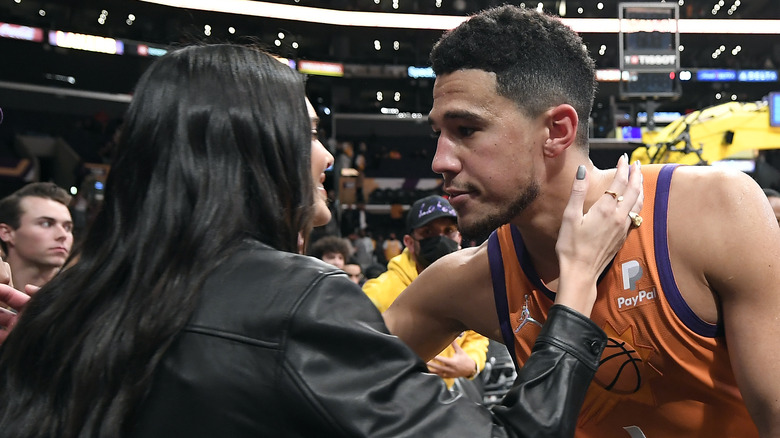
{"left": 0, "top": 44, "right": 642, "bottom": 437}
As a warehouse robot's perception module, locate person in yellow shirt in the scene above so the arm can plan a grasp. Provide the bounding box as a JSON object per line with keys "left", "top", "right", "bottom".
{"left": 382, "top": 232, "right": 403, "bottom": 262}
{"left": 363, "top": 195, "right": 488, "bottom": 390}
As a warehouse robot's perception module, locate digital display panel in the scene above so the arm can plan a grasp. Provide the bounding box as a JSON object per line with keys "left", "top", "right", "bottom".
{"left": 618, "top": 3, "right": 680, "bottom": 98}
{"left": 696, "top": 69, "right": 737, "bottom": 81}
{"left": 738, "top": 70, "right": 778, "bottom": 82}
{"left": 769, "top": 92, "right": 780, "bottom": 128}
{"left": 621, "top": 126, "right": 643, "bottom": 140}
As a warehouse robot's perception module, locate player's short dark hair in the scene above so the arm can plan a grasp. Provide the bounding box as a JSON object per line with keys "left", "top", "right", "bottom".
{"left": 430, "top": 5, "right": 596, "bottom": 147}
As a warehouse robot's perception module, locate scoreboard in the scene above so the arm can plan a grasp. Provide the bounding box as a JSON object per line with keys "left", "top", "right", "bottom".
{"left": 619, "top": 3, "right": 680, "bottom": 98}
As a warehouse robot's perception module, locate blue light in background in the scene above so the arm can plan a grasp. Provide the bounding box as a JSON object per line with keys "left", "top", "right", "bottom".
{"left": 696, "top": 69, "right": 736, "bottom": 81}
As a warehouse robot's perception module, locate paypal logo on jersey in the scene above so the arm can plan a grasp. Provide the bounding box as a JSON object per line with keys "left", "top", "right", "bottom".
{"left": 617, "top": 259, "right": 656, "bottom": 310}
{"left": 622, "top": 260, "right": 642, "bottom": 291}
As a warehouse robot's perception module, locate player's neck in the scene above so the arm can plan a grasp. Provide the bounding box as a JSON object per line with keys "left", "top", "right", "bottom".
{"left": 514, "top": 164, "right": 616, "bottom": 284}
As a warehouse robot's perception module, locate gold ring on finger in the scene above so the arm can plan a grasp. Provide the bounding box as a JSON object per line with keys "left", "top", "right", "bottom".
{"left": 605, "top": 190, "right": 624, "bottom": 202}
{"left": 628, "top": 211, "right": 643, "bottom": 227}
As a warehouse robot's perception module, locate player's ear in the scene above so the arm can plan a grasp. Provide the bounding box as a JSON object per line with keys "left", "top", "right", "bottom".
{"left": 543, "top": 104, "right": 578, "bottom": 158}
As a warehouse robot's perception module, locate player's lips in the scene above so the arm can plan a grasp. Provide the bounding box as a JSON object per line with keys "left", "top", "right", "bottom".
{"left": 443, "top": 184, "right": 468, "bottom": 196}
{"left": 50, "top": 247, "right": 69, "bottom": 255}
{"left": 444, "top": 187, "right": 471, "bottom": 209}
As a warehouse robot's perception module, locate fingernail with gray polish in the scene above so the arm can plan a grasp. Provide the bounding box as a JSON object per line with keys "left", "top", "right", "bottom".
{"left": 576, "top": 165, "right": 586, "bottom": 180}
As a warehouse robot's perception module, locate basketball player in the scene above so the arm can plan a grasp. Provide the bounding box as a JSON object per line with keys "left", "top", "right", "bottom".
{"left": 384, "top": 6, "right": 780, "bottom": 437}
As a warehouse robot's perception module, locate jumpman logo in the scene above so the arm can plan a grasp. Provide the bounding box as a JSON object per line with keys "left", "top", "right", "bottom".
{"left": 514, "top": 294, "right": 542, "bottom": 332}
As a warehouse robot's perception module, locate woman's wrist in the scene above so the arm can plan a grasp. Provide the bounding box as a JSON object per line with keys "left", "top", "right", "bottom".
{"left": 554, "top": 276, "right": 598, "bottom": 317}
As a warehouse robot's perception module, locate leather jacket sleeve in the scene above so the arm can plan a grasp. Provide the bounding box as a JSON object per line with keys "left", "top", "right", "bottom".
{"left": 282, "top": 273, "right": 606, "bottom": 438}
{"left": 490, "top": 305, "right": 606, "bottom": 437}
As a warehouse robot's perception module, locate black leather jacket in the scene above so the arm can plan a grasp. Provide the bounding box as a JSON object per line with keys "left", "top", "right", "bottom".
{"left": 131, "top": 241, "right": 606, "bottom": 438}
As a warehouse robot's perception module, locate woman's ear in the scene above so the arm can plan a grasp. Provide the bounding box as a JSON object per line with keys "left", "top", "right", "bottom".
{"left": 542, "top": 104, "right": 578, "bottom": 158}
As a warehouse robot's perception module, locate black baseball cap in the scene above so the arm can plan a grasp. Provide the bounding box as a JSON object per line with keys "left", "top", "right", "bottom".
{"left": 406, "top": 195, "right": 457, "bottom": 232}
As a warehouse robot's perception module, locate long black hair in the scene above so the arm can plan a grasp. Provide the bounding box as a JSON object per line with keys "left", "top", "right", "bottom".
{"left": 0, "top": 44, "right": 314, "bottom": 437}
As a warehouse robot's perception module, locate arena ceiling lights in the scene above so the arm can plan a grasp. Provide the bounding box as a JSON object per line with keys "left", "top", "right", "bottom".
{"left": 140, "top": 0, "right": 780, "bottom": 34}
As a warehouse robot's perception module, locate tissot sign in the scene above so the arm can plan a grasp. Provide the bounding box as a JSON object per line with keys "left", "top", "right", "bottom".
{"left": 623, "top": 54, "right": 677, "bottom": 68}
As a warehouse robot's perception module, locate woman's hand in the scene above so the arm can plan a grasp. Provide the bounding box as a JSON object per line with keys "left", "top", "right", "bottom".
{"left": 554, "top": 154, "right": 644, "bottom": 316}
{"left": 0, "top": 284, "right": 31, "bottom": 345}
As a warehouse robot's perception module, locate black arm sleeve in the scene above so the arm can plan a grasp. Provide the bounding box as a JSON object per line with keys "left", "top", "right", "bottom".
{"left": 283, "top": 275, "right": 606, "bottom": 438}
{"left": 490, "top": 304, "right": 606, "bottom": 438}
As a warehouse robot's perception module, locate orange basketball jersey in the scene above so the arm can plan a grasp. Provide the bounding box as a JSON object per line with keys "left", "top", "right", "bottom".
{"left": 487, "top": 164, "right": 757, "bottom": 437}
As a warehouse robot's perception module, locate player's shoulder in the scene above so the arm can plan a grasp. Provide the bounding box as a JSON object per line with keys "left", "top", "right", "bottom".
{"left": 670, "top": 165, "right": 763, "bottom": 209}
{"left": 418, "top": 242, "right": 491, "bottom": 288}
{"left": 435, "top": 242, "right": 489, "bottom": 271}
{"left": 667, "top": 165, "right": 769, "bottom": 248}
{"left": 672, "top": 164, "right": 756, "bottom": 191}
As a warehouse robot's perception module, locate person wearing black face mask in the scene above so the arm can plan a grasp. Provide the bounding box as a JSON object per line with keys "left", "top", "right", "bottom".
{"left": 362, "top": 195, "right": 489, "bottom": 392}
{"left": 415, "top": 231, "right": 460, "bottom": 269}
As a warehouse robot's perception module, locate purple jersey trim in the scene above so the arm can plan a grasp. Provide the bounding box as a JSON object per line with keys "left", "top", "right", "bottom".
{"left": 487, "top": 230, "right": 521, "bottom": 370}
{"left": 512, "top": 224, "right": 614, "bottom": 298}
{"left": 654, "top": 165, "right": 722, "bottom": 337}
{"left": 511, "top": 225, "right": 557, "bottom": 301}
